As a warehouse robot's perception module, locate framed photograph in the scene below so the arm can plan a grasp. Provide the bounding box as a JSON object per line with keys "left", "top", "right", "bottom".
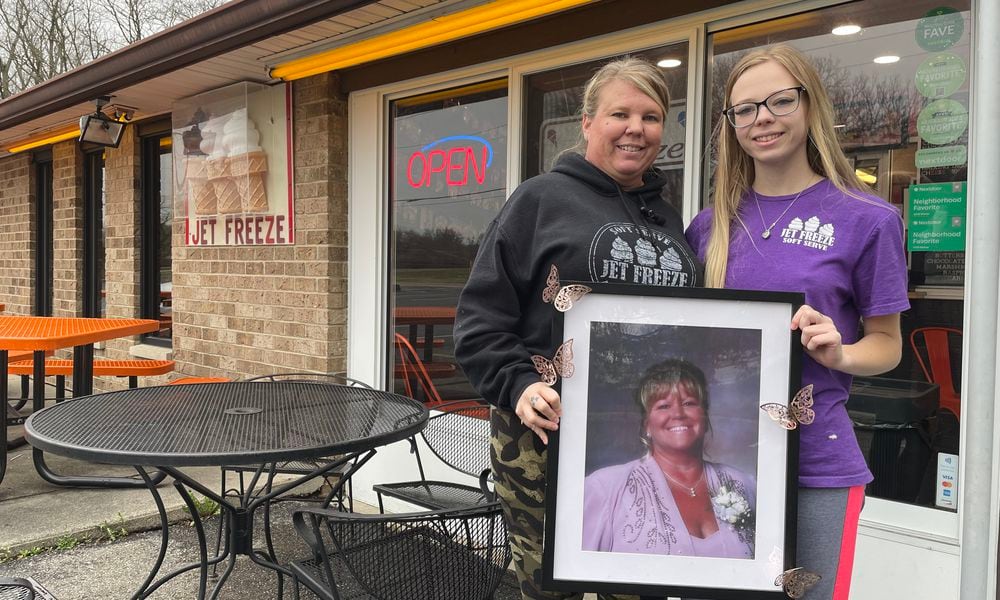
{"left": 542, "top": 283, "right": 804, "bottom": 599}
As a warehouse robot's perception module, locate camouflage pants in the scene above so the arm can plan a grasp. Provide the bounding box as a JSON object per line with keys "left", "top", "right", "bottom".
{"left": 491, "top": 407, "right": 642, "bottom": 600}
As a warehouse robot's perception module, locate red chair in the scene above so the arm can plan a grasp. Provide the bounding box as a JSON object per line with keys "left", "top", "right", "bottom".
{"left": 394, "top": 333, "right": 452, "bottom": 406}
{"left": 910, "top": 327, "right": 962, "bottom": 420}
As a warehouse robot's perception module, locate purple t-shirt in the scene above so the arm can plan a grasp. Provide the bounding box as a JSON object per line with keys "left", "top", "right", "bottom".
{"left": 686, "top": 179, "right": 910, "bottom": 487}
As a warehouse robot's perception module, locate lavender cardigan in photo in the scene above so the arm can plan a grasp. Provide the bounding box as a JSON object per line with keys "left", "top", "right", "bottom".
{"left": 582, "top": 455, "right": 757, "bottom": 558}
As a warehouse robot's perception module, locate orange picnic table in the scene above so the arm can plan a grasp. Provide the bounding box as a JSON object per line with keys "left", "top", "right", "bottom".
{"left": 1, "top": 315, "right": 159, "bottom": 486}
{"left": 394, "top": 306, "right": 456, "bottom": 363}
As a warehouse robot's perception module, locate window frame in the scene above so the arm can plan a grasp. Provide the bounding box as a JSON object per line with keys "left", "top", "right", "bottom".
{"left": 33, "top": 151, "right": 53, "bottom": 317}
{"left": 347, "top": 0, "right": 971, "bottom": 543}
{"left": 82, "top": 149, "right": 104, "bottom": 318}
{"left": 140, "top": 132, "right": 173, "bottom": 347}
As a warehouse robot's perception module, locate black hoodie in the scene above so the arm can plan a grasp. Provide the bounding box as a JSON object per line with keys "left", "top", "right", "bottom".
{"left": 454, "top": 152, "right": 702, "bottom": 410}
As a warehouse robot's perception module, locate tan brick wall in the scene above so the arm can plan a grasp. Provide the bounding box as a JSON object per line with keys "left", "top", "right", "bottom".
{"left": 0, "top": 153, "right": 33, "bottom": 315}
{"left": 103, "top": 130, "right": 141, "bottom": 324}
{"left": 0, "top": 73, "right": 349, "bottom": 389}
{"left": 170, "top": 74, "right": 349, "bottom": 379}
{"left": 94, "top": 128, "right": 146, "bottom": 391}
{"left": 52, "top": 141, "right": 84, "bottom": 317}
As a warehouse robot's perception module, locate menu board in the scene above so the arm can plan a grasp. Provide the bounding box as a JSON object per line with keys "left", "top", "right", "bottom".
{"left": 921, "top": 251, "right": 965, "bottom": 286}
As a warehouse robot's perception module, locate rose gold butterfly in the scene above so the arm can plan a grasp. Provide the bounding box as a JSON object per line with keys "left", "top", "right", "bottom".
{"left": 553, "top": 284, "right": 591, "bottom": 312}
{"left": 775, "top": 567, "right": 822, "bottom": 599}
{"left": 540, "top": 264, "right": 591, "bottom": 312}
{"left": 531, "top": 339, "right": 575, "bottom": 385}
{"left": 760, "top": 384, "right": 815, "bottom": 430}
{"left": 541, "top": 264, "right": 561, "bottom": 303}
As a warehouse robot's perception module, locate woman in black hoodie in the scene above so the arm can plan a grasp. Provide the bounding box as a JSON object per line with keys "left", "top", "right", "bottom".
{"left": 455, "top": 57, "right": 701, "bottom": 600}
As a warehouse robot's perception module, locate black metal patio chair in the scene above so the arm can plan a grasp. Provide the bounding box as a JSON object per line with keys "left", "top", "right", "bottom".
{"left": 0, "top": 577, "right": 57, "bottom": 600}
{"left": 372, "top": 400, "right": 492, "bottom": 512}
{"left": 0, "top": 578, "right": 32, "bottom": 600}
{"left": 290, "top": 502, "right": 511, "bottom": 600}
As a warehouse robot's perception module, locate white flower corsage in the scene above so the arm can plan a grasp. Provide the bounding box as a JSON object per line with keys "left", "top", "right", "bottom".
{"left": 711, "top": 485, "right": 752, "bottom": 529}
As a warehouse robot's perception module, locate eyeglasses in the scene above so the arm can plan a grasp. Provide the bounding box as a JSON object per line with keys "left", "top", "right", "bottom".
{"left": 722, "top": 86, "right": 806, "bottom": 128}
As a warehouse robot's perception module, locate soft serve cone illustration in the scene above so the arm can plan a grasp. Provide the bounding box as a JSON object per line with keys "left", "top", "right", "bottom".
{"left": 225, "top": 109, "right": 269, "bottom": 213}
{"left": 204, "top": 114, "right": 242, "bottom": 214}
{"left": 187, "top": 153, "right": 217, "bottom": 215}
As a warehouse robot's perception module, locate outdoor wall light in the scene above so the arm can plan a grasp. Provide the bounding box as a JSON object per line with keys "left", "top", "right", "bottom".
{"left": 78, "top": 96, "right": 134, "bottom": 147}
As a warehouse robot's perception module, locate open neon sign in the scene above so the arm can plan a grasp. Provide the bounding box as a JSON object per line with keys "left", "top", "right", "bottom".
{"left": 406, "top": 135, "right": 494, "bottom": 188}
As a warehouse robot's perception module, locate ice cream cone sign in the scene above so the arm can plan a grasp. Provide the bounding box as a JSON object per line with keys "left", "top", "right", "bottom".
{"left": 225, "top": 109, "right": 269, "bottom": 213}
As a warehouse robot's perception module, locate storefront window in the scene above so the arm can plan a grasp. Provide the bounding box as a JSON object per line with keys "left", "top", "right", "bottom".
{"left": 142, "top": 135, "right": 173, "bottom": 343}
{"left": 707, "top": 0, "right": 971, "bottom": 511}
{"left": 523, "top": 41, "right": 690, "bottom": 212}
{"left": 387, "top": 80, "right": 508, "bottom": 400}
{"left": 34, "top": 154, "right": 53, "bottom": 316}
{"left": 83, "top": 151, "right": 106, "bottom": 318}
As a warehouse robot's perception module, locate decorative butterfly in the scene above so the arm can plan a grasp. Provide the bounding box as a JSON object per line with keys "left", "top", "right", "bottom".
{"left": 531, "top": 339, "right": 575, "bottom": 385}
{"left": 760, "top": 384, "right": 815, "bottom": 430}
{"left": 541, "top": 264, "right": 560, "bottom": 303}
{"left": 774, "top": 567, "right": 822, "bottom": 599}
{"left": 553, "top": 284, "right": 591, "bottom": 312}
{"left": 540, "top": 264, "right": 592, "bottom": 312}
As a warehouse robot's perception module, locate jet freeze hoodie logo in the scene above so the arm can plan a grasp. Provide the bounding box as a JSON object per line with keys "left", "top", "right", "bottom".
{"left": 589, "top": 222, "right": 694, "bottom": 286}
{"left": 779, "top": 216, "right": 836, "bottom": 251}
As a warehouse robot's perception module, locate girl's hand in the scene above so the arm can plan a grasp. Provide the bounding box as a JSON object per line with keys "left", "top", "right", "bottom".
{"left": 792, "top": 305, "right": 844, "bottom": 370}
{"left": 515, "top": 382, "right": 562, "bottom": 445}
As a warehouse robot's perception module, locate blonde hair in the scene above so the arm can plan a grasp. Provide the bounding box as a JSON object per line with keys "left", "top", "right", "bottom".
{"left": 705, "top": 44, "right": 870, "bottom": 288}
{"left": 569, "top": 56, "right": 671, "bottom": 155}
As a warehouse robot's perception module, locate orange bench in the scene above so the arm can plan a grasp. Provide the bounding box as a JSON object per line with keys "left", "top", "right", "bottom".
{"left": 8, "top": 359, "right": 175, "bottom": 398}
{"left": 8, "top": 350, "right": 54, "bottom": 408}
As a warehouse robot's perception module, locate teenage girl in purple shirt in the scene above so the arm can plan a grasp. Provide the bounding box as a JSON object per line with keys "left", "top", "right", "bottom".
{"left": 686, "top": 45, "right": 909, "bottom": 599}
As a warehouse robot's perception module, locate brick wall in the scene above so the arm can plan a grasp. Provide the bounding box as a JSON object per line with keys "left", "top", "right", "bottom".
{"left": 0, "top": 153, "right": 33, "bottom": 315}
{"left": 52, "top": 141, "right": 84, "bottom": 317}
{"left": 103, "top": 131, "right": 141, "bottom": 325}
{"left": 169, "top": 73, "right": 349, "bottom": 379}
{"left": 0, "top": 73, "right": 348, "bottom": 389}
{"left": 97, "top": 129, "right": 145, "bottom": 390}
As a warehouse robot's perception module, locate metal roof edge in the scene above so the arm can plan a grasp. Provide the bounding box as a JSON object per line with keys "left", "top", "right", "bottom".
{"left": 0, "top": 0, "right": 379, "bottom": 131}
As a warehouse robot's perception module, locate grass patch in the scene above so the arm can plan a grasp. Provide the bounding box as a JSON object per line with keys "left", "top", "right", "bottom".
{"left": 16, "top": 546, "right": 45, "bottom": 559}
{"left": 181, "top": 491, "right": 220, "bottom": 521}
{"left": 55, "top": 535, "right": 80, "bottom": 551}
{"left": 0, "top": 516, "right": 129, "bottom": 564}
{"left": 98, "top": 513, "right": 129, "bottom": 543}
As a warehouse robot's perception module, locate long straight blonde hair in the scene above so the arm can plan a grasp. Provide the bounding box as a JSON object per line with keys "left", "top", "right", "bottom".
{"left": 705, "top": 45, "right": 870, "bottom": 288}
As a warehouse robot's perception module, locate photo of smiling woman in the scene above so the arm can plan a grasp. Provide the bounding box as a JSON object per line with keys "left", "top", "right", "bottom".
{"left": 581, "top": 323, "right": 760, "bottom": 559}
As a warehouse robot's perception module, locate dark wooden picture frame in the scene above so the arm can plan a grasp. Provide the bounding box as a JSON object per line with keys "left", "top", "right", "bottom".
{"left": 542, "top": 284, "right": 804, "bottom": 599}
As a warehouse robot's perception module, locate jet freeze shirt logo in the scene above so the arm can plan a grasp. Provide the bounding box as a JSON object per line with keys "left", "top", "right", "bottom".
{"left": 589, "top": 222, "right": 694, "bottom": 286}
{"left": 779, "top": 216, "right": 836, "bottom": 251}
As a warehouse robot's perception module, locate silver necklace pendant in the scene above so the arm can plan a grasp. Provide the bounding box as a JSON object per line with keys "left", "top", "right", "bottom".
{"left": 761, "top": 229, "right": 771, "bottom": 240}
{"left": 686, "top": 487, "right": 697, "bottom": 497}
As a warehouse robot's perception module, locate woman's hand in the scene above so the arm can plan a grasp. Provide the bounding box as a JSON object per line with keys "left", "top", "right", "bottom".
{"left": 515, "top": 382, "right": 562, "bottom": 445}
{"left": 791, "top": 305, "right": 844, "bottom": 370}
{"left": 791, "top": 306, "right": 902, "bottom": 376}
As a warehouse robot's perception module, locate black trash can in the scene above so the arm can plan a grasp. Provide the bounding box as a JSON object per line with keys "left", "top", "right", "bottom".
{"left": 847, "top": 377, "right": 939, "bottom": 503}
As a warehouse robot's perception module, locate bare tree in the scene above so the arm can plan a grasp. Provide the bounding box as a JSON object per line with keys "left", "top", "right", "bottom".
{"left": 105, "top": 0, "right": 226, "bottom": 44}
{"left": 0, "top": 0, "right": 225, "bottom": 97}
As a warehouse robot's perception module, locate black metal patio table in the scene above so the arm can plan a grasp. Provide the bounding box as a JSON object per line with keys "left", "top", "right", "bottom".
{"left": 23, "top": 381, "right": 428, "bottom": 600}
